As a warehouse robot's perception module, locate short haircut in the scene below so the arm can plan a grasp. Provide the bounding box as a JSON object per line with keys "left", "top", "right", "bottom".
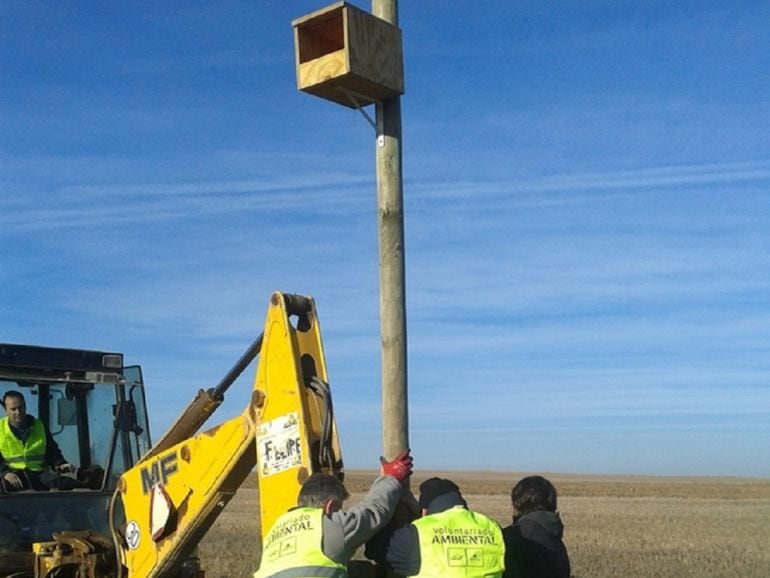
{"left": 297, "top": 473, "right": 349, "bottom": 508}
{"left": 511, "top": 475, "right": 558, "bottom": 515}
{"left": 2, "top": 390, "right": 25, "bottom": 409}
{"left": 418, "top": 477, "right": 461, "bottom": 510}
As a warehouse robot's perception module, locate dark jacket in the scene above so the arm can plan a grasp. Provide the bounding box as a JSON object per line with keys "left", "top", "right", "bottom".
{"left": 502, "top": 511, "right": 570, "bottom": 578}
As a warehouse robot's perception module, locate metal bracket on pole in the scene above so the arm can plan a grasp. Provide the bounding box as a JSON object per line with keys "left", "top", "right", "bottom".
{"left": 338, "top": 87, "right": 380, "bottom": 138}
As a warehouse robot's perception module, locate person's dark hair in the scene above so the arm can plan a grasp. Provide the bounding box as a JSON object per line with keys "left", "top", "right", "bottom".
{"left": 418, "top": 477, "right": 462, "bottom": 510}
{"left": 297, "top": 473, "right": 349, "bottom": 508}
{"left": 511, "top": 475, "right": 558, "bottom": 516}
{"left": 2, "top": 390, "right": 25, "bottom": 409}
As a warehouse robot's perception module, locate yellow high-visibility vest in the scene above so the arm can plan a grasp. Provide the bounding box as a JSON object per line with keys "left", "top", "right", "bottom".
{"left": 412, "top": 506, "right": 505, "bottom": 578}
{"left": 254, "top": 507, "right": 347, "bottom": 578}
{"left": 0, "top": 417, "right": 47, "bottom": 472}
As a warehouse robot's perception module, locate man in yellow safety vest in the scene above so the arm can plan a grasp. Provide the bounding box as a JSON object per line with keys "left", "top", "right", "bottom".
{"left": 0, "top": 390, "right": 73, "bottom": 491}
{"left": 254, "top": 449, "right": 414, "bottom": 578}
{"left": 385, "top": 477, "right": 505, "bottom": 578}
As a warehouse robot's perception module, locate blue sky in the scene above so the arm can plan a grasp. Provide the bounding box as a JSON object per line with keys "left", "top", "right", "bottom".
{"left": 2, "top": 1, "right": 769, "bottom": 477}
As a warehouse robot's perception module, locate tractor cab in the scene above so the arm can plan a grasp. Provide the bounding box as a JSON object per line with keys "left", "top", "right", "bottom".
{"left": 0, "top": 343, "right": 152, "bottom": 575}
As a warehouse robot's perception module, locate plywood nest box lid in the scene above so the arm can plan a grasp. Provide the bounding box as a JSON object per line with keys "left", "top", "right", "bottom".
{"left": 293, "top": 1, "right": 404, "bottom": 108}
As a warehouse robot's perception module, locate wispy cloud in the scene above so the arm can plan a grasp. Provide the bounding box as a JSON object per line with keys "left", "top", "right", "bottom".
{"left": 4, "top": 159, "right": 767, "bottom": 232}
{"left": 410, "top": 161, "right": 770, "bottom": 201}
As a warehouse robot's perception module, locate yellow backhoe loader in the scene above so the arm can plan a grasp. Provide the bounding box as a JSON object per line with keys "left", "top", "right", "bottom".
{"left": 0, "top": 291, "right": 344, "bottom": 577}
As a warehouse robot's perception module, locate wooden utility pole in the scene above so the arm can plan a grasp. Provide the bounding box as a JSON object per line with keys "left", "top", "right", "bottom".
{"left": 292, "top": 0, "right": 409, "bottom": 462}
{"left": 372, "top": 0, "right": 408, "bottom": 461}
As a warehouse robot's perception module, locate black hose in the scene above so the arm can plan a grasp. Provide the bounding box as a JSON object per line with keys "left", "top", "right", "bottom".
{"left": 307, "top": 377, "right": 334, "bottom": 469}
{"left": 210, "top": 333, "right": 263, "bottom": 401}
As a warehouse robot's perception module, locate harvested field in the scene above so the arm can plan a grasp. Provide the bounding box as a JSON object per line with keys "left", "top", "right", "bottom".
{"left": 199, "top": 471, "right": 770, "bottom": 577}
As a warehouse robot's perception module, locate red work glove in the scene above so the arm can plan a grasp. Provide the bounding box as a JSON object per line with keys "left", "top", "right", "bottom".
{"left": 380, "top": 448, "right": 413, "bottom": 482}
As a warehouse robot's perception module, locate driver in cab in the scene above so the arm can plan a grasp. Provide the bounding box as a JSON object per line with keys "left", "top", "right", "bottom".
{"left": 0, "top": 390, "right": 74, "bottom": 491}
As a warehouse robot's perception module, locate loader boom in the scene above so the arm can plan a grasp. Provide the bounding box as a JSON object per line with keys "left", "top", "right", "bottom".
{"left": 115, "top": 292, "right": 344, "bottom": 577}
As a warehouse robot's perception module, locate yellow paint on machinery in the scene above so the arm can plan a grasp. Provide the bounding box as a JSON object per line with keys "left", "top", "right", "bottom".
{"left": 254, "top": 292, "right": 343, "bottom": 532}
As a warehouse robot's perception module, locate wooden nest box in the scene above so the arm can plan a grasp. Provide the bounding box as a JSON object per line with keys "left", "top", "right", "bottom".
{"left": 292, "top": 1, "right": 404, "bottom": 108}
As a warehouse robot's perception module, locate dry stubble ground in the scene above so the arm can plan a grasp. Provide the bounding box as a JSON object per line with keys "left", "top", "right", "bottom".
{"left": 199, "top": 471, "right": 770, "bottom": 578}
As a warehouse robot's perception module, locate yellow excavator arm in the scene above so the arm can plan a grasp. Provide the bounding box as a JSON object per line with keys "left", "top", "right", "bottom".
{"left": 32, "top": 292, "right": 344, "bottom": 578}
